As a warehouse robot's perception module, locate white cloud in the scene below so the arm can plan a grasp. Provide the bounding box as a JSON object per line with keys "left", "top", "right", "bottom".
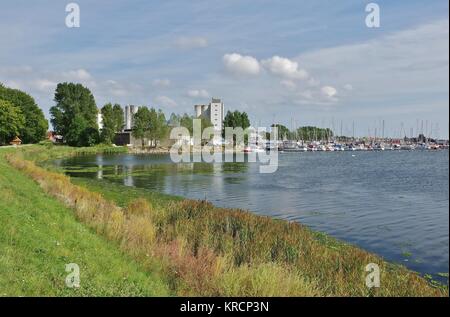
{"left": 105, "top": 80, "right": 129, "bottom": 97}
{"left": 2, "top": 80, "right": 21, "bottom": 90}
{"left": 321, "top": 85, "right": 337, "bottom": 98}
{"left": 175, "top": 36, "right": 208, "bottom": 49}
{"left": 33, "top": 79, "right": 57, "bottom": 92}
{"left": 223, "top": 53, "right": 260, "bottom": 76}
{"left": 155, "top": 95, "right": 177, "bottom": 108}
{"left": 187, "top": 89, "right": 209, "bottom": 98}
{"left": 307, "top": 78, "right": 320, "bottom": 87}
{"left": 296, "top": 19, "right": 449, "bottom": 101}
{"left": 293, "top": 87, "right": 340, "bottom": 106}
{"left": 59, "top": 68, "right": 97, "bottom": 88}
{"left": 280, "top": 80, "right": 296, "bottom": 89}
{"left": 261, "top": 56, "right": 308, "bottom": 80}
{"left": 106, "top": 80, "right": 118, "bottom": 85}
{"left": 343, "top": 84, "right": 353, "bottom": 91}
{"left": 1, "top": 65, "right": 33, "bottom": 76}
{"left": 298, "top": 90, "right": 313, "bottom": 100}
{"left": 62, "top": 68, "right": 92, "bottom": 81}
{"left": 152, "top": 79, "right": 171, "bottom": 87}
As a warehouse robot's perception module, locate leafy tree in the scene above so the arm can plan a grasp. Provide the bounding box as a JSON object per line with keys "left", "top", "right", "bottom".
{"left": 112, "top": 104, "right": 124, "bottom": 132}
{"left": 100, "top": 103, "right": 124, "bottom": 144}
{"left": 100, "top": 103, "right": 116, "bottom": 144}
{"left": 180, "top": 113, "right": 194, "bottom": 134}
{"left": 62, "top": 114, "right": 99, "bottom": 147}
{"left": 296, "top": 126, "right": 333, "bottom": 141}
{"left": 144, "top": 108, "right": 169, "bottom": 147}
{"left": 132, "top": 107, "right": 170, "bottom": 148}
{"left": 223, "top": 111, "right": 234, "bottom": 132}
{"left": 0, "top": 99, "right": 25, "bottom": 145}
{"left": 223, "top": 110, "right": 251, "bottom": 131}
{"left": 271, "top": 124, "right": 290, "bottom": 140}
{"left": 240, "top": 112, "right": 251, "bottom": 130}
{"left": 0, "top": 83, "right": 48, "bottom": 143}
{"left": 132, "top": 107, "right": 151, "bottom": 148}
{"left": 197, "top": 115, "right": 214, "bottom": 144}
{"left": 168, "top": 112, "right": 181, "bottom": 127}
{"left": 223, "top": 110, "right": 251, "bottom": 144}
{"left": 146, "top": 108, "right": 159, "bottom": 147}
{"left": 156, "top": 109, "right": 168, "bottom": 143}
{"left": 81, "top": 127, "right": 100, "bottom": 147}
{"left": 50, "top": 83, "right": 99, "bottom": 147}
{"left": 179, "top": 113, "right": 213, "bottom": 142}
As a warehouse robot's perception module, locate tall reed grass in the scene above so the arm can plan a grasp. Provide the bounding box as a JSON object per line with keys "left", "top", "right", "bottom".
{"left": 6, "top": 150, "right": 448, "bottom": 297}
{"left": 19, "top": 143, "right": 128, "bottom": 162}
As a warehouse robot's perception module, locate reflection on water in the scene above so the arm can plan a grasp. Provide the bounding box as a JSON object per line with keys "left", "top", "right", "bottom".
{"left": 53, "top": 151, "right": 449, "bottom": 282}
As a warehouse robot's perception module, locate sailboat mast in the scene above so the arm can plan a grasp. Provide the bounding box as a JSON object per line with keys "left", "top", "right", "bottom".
{"left": 352, "top": 121, "right": 355, "bottom": 141}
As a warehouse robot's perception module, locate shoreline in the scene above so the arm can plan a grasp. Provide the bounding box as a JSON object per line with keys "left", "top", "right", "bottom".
{"left": 114, "top": 145, "right": 450, "bottom": 155}
{"left": 2, "top": 144, "right": 448, "bottom": 296}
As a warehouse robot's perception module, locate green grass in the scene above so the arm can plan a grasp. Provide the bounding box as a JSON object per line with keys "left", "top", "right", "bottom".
{"left": 71, "top": 177, "right": 183, "bottom": 209}
{"left": 0, "top": 147, "right": 170, "bottom": 296}
{"left": 20, "top": 142, "right": 128, "bottom": 162}
{"left": 2, "top": 144, "right": 448, "bottom": 297}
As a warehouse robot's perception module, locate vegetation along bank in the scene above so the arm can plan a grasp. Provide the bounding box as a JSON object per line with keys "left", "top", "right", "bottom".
{"left": 0, "top": 144, "right": 447, "bottom": 296}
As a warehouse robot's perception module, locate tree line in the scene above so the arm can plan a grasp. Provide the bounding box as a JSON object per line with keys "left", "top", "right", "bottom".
{"left": 271, "top": 124, "right": 334, "bottom": 141}
{"left": 0, "top": 84, "right": 48, "bottom": 145}
{"left": 49, "top": 82, "right": 167, "bottom": 147}
{"left": 1, "top": 81, "right": 255, "bottom": 147}
{"left": 132, "top": 107, "right": 169, "bottom": 148}
{"left": 48, "top": 82, "right": 254, "bottom": 147}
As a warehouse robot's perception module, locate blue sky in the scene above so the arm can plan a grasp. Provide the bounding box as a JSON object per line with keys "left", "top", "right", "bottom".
{"left": 0, "top": 0, "right": 448, "bottom": 137}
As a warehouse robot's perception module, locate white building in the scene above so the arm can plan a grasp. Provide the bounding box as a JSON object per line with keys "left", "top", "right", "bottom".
{"left": 97, "top": 110, "right": 103, "bottom": 130}
{"left": 194, "top": 98, "right": 225, "bottom": 132}
{"left": 125, "top": 105, "right": 139, "bottom": 130}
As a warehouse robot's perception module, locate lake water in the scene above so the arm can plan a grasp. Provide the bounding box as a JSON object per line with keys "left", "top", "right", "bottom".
{"left": 53, "top": 150, "right": 449, "bottom": 281}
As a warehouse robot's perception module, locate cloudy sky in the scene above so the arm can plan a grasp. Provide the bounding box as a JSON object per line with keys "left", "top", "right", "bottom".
{"left": 0, "top": 0, "right": 448, "bottom": 138}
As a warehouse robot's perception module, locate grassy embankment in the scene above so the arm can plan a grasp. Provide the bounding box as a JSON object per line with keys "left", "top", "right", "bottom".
{"left": 3, "top": 144, "right": 448, "bottom": 296}
{"left": 0, "top": 145, "right": 169, "bottom": 296}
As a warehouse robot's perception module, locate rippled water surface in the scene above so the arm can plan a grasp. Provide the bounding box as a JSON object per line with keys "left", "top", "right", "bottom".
{"left": 54, "top": 150, "right": 449, "bottom": 280}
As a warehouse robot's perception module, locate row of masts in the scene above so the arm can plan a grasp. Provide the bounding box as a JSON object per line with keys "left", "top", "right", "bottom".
{"left": 260, "top": 117, "right": 444, "bottom": 141}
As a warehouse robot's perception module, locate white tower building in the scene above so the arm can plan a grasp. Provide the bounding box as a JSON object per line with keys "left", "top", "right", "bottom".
{"left": 194, "top": 98, "right": 224, "bottom": 132}
{"left": 97, "top": 110, "right": 104, "bottom": 130}
{"left": 210, "top": 98, "right": 225, "bottom": 132}
{"left": 125, "top": 105, "right": 139, "bottom": 130}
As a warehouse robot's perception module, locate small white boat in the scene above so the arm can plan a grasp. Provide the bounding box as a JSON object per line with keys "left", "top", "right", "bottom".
{"left": 316, "top": 145, "right": 326, "bottom": 151}
{"left": 253, "top": 147, "right": 266, "bottom": 153}
{"left": 400, "top": 144, "right": 414, "bottom": 151}
{"left": 244, "top": 145, "right": 266, "bottom": 153}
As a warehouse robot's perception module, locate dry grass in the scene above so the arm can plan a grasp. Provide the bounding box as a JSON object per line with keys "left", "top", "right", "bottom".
{"left": 6, "top": 151, "right": 448, "bottom": 297}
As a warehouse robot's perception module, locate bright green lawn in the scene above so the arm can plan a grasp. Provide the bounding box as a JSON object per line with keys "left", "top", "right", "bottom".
{"left": 0, "top": 148, "right": 170, "bottom": 296}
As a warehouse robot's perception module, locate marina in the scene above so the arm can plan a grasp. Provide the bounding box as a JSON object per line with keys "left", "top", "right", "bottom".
{"left": 249, "top": 137, "right": 449, "bottom": 153}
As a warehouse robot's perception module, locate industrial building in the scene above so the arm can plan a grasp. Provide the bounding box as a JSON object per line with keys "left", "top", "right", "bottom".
{"left": 194, "top": 98, "right": 225, "bottom": 132}
{"left": 97, "top": 110, "right": 103, "bottom": 130}
{"left": 124, "top": 105, "right": 139, "bottom": 130}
